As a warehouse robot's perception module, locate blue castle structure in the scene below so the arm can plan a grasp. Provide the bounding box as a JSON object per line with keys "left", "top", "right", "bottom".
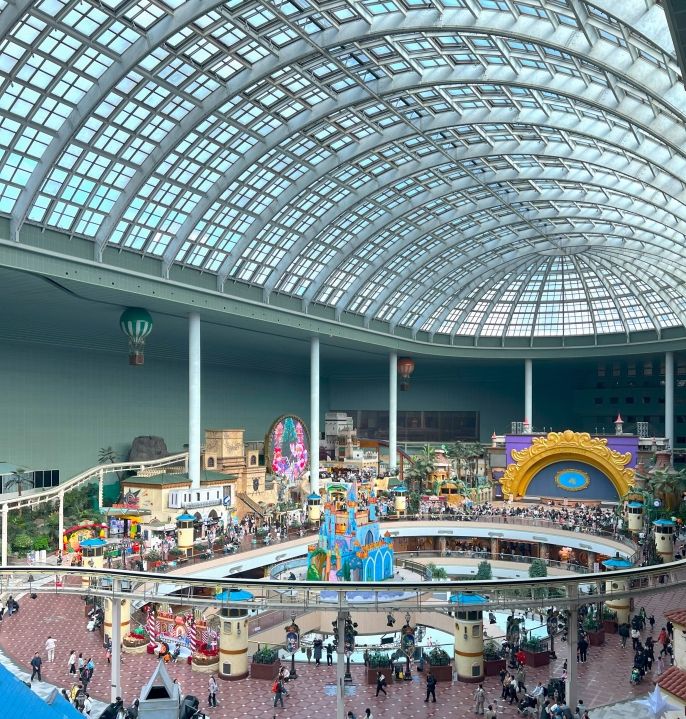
{"left": 306, "top": 481, "right": 394, "bottom": 581}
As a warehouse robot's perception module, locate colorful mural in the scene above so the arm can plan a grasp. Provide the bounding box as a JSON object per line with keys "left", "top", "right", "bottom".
{"left": 266, "top": 414, "right": 310, "bottom": 485}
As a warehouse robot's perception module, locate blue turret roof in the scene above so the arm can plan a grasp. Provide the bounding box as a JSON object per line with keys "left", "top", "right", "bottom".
{"left": 627, "top": 501, "right": 643, "bottom": 508}
{"left": 393, "top": 485, "right": 408, "bottom": 494}
{"left": 79, "top": 538, "right": 107, "bottom": 548}
{"left": 308, "top": 493, "right": 321, "bottom": 501}
{"left": 653, "top": 518, "right": 675, "bottom": 526}
{"left": 176, "top": 513, "right": 196, "bottom": 521}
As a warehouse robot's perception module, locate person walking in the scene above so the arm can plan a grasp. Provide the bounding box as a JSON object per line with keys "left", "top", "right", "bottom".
{"left": 30, "top": 652, "right": 43, "bottom": 682}
{"left": 45, "top": 636, "right": 56, "bottom": 663}
{"left": 577, "top": 636, "right": 588, "bottom": 664}
{"left": 425, "top": 671, "right": 437, "bottom": 703}
{"left": 475, "top": 683, "right": 486, "bottom": 714}
{"left": 326, "top": 643, "right": 333, "bottom": 666}
{"left": 619, "top": 623, "right": 630, "bottom": 648}
{"left": 68, "top": 649, "right": 77, "bottom": 676}
{"left": 485, "top": 705, "right": 497, "bottom": 719}
{"left": 208, "top": 674, "right": 218, "bottom": 708}
{"left": 306, "top": 645, "right": 312, "bottom": 664}
{"left": 273, "top": 677, "right": 286, "bottom": 708}
{"left": 83, "top": 693, "right": 93, "bottom": 717}
{"left": 375, "top": 670, "right": 387, "bottom": 697}
{"left": 313, "top": 639, "right": 323, "bottom": 666}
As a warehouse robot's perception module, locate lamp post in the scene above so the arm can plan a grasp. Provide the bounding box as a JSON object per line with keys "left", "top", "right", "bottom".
{"left": 344, "top": 650, "right": 352, "bottom": 683}
{"left": 285, "top": 616, "right": 299, "bottom": 680}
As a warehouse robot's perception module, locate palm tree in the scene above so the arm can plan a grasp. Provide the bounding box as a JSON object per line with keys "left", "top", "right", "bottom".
{"left": 464, "top": 442, "right": 484, "bottom": 488}
{"left": 406, "top": 445, "right": 436, "bottom": 495}
{"left": 4, "top": 468, "right": 34, "bottom": 496}
{"left": 445, "top": 442, "right": 469, "bottom": 482}
{"left": 648, "top": 469, "right": 685, "bottom": 511}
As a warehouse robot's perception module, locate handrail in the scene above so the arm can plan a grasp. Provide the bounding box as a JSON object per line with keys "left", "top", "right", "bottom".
{"left": 0, "top": 452, "right": 188, "bottom": 511}
{"left": 394, "top": 551, "right": 590, "bottom": 574}
{"left": 2, "top": 554, "right": 684, "bottom": 613}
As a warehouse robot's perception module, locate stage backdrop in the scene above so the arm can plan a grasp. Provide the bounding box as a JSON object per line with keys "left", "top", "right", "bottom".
{"left": 526, "top": 460, "right": 618, "bottom": 500}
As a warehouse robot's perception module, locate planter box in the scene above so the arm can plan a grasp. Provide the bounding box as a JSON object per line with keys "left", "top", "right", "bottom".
{"left": 522, "top": 649, "right": 549, "bottom": 668}
{"left": 122, "top": 642, "right": 148, "bottom": 655}
{"left": 586, "top": 629, "right": 605, "bottom": 647}
{"left": 484, "top": 658, "right": 506, "bottom": 677}
{"left": 192, "top": 659, "right": 220, "bottom": 674}
{"left": 427, "top": 664, "right": 453, "bottom": 683}
{"left": 603, "top": 620, "right": 618, "bottom": 634}
{"left": 250, "top": 659, "right": 281, "bottom": 680}
{"left": 366, "top": 667, "right": 393, "bottom": 685}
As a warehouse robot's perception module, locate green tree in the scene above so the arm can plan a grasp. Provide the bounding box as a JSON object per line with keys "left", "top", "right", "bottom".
{"left": 648, "top": 468, "right": 686, "bottom": 511}
{"left": 528, "top": 558, "right": 548, "bottom": 578}
{"left": 426, "top": 562, "right": 448, "bottom": 580}
{"left": 405, "top": 445, "right": 436, "bottom": 495}
{"left": 475, "top": 560, "right": 492, "bottom": 580}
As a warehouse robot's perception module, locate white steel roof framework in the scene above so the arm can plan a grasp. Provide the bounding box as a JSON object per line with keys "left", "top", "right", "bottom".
{"left": 0, "top": 0, "right": 684, "bottom": 345}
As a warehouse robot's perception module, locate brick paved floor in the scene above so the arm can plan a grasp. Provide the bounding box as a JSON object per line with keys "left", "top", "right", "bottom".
{"left": 0, "top": 585, "right": 682, "bottom": 718}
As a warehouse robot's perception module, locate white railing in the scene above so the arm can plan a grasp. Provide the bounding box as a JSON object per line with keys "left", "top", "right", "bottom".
{"left": 0, "top": 452, "right": 188, "bottom": 511}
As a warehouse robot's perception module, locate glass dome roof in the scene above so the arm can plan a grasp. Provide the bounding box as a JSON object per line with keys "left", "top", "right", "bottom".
{"left": 1, "top": 0, "right": 685, "bottom": 346}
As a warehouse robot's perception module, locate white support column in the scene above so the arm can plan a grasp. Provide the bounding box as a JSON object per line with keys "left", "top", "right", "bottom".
{"left": 666, "top": 351, "right": 674, "bottom": 461}
{"left": 189, "top": 312, "right": 201, "bottom": 489}
{"left": 524, "top": 358, "right": 533, "bottom": 431}
{"left": 337, "top": 609, "right": 347, "bottom": 719}
{"left": 98, "top": 469, "right": 104, "bottom": 509}
{"left": 310, "top": 336, "right": 320, "bottom": 494}
{"left": 110, "top": 580, "right": 122, "bottom": 702}
{"left": 58, "top": 491, "right": 64, "bottom": 556}
{"left": 1, "top": 504, "right": 8, "bottom": 567}
{"left": 389, "top": 352, "right": 398, "bottom": 473}
{"left": 566, "top": 605, "right": 578, "bottom": 709}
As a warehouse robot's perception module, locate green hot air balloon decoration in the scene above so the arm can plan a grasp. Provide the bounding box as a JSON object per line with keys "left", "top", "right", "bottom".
{"left": 119, "top": 308, "right": 153, "bottom": 365}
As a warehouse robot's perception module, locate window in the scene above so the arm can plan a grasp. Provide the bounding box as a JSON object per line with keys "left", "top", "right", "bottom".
{"left": 612, "top": 363, "right": 620, "bottom": 377}
{"left": 643, "top": 397, "right": 651, "bottom": 404}
{"left": 627, "top": 362, "right": 636, "bottom": 376}
{"left": 594, "top": 398, "right": 603, "bottom": 405}
{"left": 610, "top": 397, "right": 619, "bottom": 404}
{"left": 625, "top": 397, "right": 634, "bottom": 404}
{"left": 643, "top": 361, "right": 653, "bottom": 376}
{"left": 597, "top": 364, "right": 606, "bottom": 377}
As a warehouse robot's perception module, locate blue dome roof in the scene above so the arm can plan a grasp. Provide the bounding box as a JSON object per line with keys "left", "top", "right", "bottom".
{"left": 602, "top": 558, "right": 632, "bottom": 569}
{"left": 176, "top": 513, "right": 196, "bottom": 521}
{"left": 308, "top": 493, "right": 321, "bottom": 501}
{"left": 79, "top": 538, "right": 107, "bottom": 548}
{"left": 216, "top": 589, "right": 254, "bottom": 602}
{"left": 653, "top": 518, "right": 675, "bottom": 526}
{"left": 627, "top": 501, "right": 643, "bottom": 508}
{"left": 450, "top": 593, "right": 487, "bottom": 605}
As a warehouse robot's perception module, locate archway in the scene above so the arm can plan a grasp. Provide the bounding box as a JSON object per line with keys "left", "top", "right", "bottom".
{"left": 500, "top": 431, "right": 634, "bottom": 500}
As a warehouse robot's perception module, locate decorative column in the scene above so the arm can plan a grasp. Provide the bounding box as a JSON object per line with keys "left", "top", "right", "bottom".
{"left": 625, "top": 502, "right": 644, "bottom": 535}
{"left": 104, "top": 597, "right": 131, "bottom": 645}
{"left": 80, "top": 538, "right": 107, "bottom": 588}
{"left": 1, "top": 503, "right": 8, "bottom": 567}
{"left": 217, "top": 589, "right": 251, "bottom": 679}
{"left": 307, "top": 492, "right": 322, "bottom": 523}
{"left": 524, "top": 359, "right": 533, "bottom": 431}
{"left": 653, "top": 519, "right": 675, "bottom": 563}
{"left": 666, "top": 351, "right": 674, "bottom": 459}
{"left": 602, "top": 558, "right": 632, "bottom": 624}
{"left": 538, "top": 543, "right": 548, "bottom": 560}
{"left": 176, "top": 513, "right": 195, "bottom": 553}
{"left": 110, "top": 579, "right": 122, "bottom": 702}
{"left": 189, "top": 311, "right": 201, "bottom": 489}
{"left": 393, "top": 486, "right": 407, "bottom": 515}
{"left": 586, "top": 551, "right": 596, "bottom": 572}
{"left": 490, "top": 537, "right": 499, "bottom": 558}
{"left": 389, "top": 351, "right": 398, "bottom": 474}
{"left": 453, "top": 594, "right": 485, "bottom": 682}
{"left": 310, "top": 336, "right": 320, "bottom": 494}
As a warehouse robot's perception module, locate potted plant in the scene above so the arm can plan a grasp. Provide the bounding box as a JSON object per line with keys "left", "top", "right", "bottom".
{"left": 426, "top": 647, "right": 453, "bottom": 682}
{"left": 520, "top": 637, "right": 550, "bottom": 667}
{"left": 483, "top": 639, "right": 506, "bottom": 677}
{"left": 122, "top": 628, "right": 149, "bottom": 654}
{"left": 144, "top": 549, "right": 161, "bottom": 569}
{"left": 583, "top": 615, "right": 605, "bottom": 646}
{"left": 250, "top": 645, "right": 281, "bottom": 680}
{"left": 602, "top": 607, "right": 618, "bottom": 634}
{"left": 365, "top": 650, "right": 393, "bottom": 685}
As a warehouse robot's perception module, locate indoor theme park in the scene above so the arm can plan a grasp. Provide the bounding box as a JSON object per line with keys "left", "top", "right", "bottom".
{"left": 5, "top": 2, "right": 686, "bottom": 719}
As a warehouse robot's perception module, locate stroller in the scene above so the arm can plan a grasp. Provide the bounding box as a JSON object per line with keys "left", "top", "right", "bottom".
{"left": 180, "top": 695, "right": 208, "bottom": 719}
{"left": 630, "top": 666, "right": 642, "bottom": 685}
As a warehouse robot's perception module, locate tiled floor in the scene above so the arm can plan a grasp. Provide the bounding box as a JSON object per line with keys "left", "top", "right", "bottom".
{"left": 1, "top": 583, "right": 682, "bottom": 718}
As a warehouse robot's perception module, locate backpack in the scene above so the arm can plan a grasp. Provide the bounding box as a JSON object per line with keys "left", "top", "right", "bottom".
{"left": 272, "top": 681, "right": 279, "bottom": 693}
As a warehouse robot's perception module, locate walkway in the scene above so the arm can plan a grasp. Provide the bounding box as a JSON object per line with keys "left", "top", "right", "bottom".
{"left": 0, "top": 585, "right": 682, "bottom": 719}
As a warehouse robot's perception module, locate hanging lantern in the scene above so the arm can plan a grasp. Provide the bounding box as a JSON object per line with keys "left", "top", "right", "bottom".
{"left": 120, "top": 307, "right": 153, "bottom": 365}
{"left": 397, "top": 357, "right": 415, "bottom": 391}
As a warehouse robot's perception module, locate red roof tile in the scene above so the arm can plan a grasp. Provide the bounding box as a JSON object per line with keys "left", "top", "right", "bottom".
{"left": 658, "top": 666, "right": 686, "bottom": 701}
{"left": 664, "top": 609, "right": 686, "bottom": 627}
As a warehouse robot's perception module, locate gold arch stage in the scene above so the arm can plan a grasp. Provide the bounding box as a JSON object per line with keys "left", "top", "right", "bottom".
{"left": 500, "top": 430, "right": 634, "bottom": 500}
